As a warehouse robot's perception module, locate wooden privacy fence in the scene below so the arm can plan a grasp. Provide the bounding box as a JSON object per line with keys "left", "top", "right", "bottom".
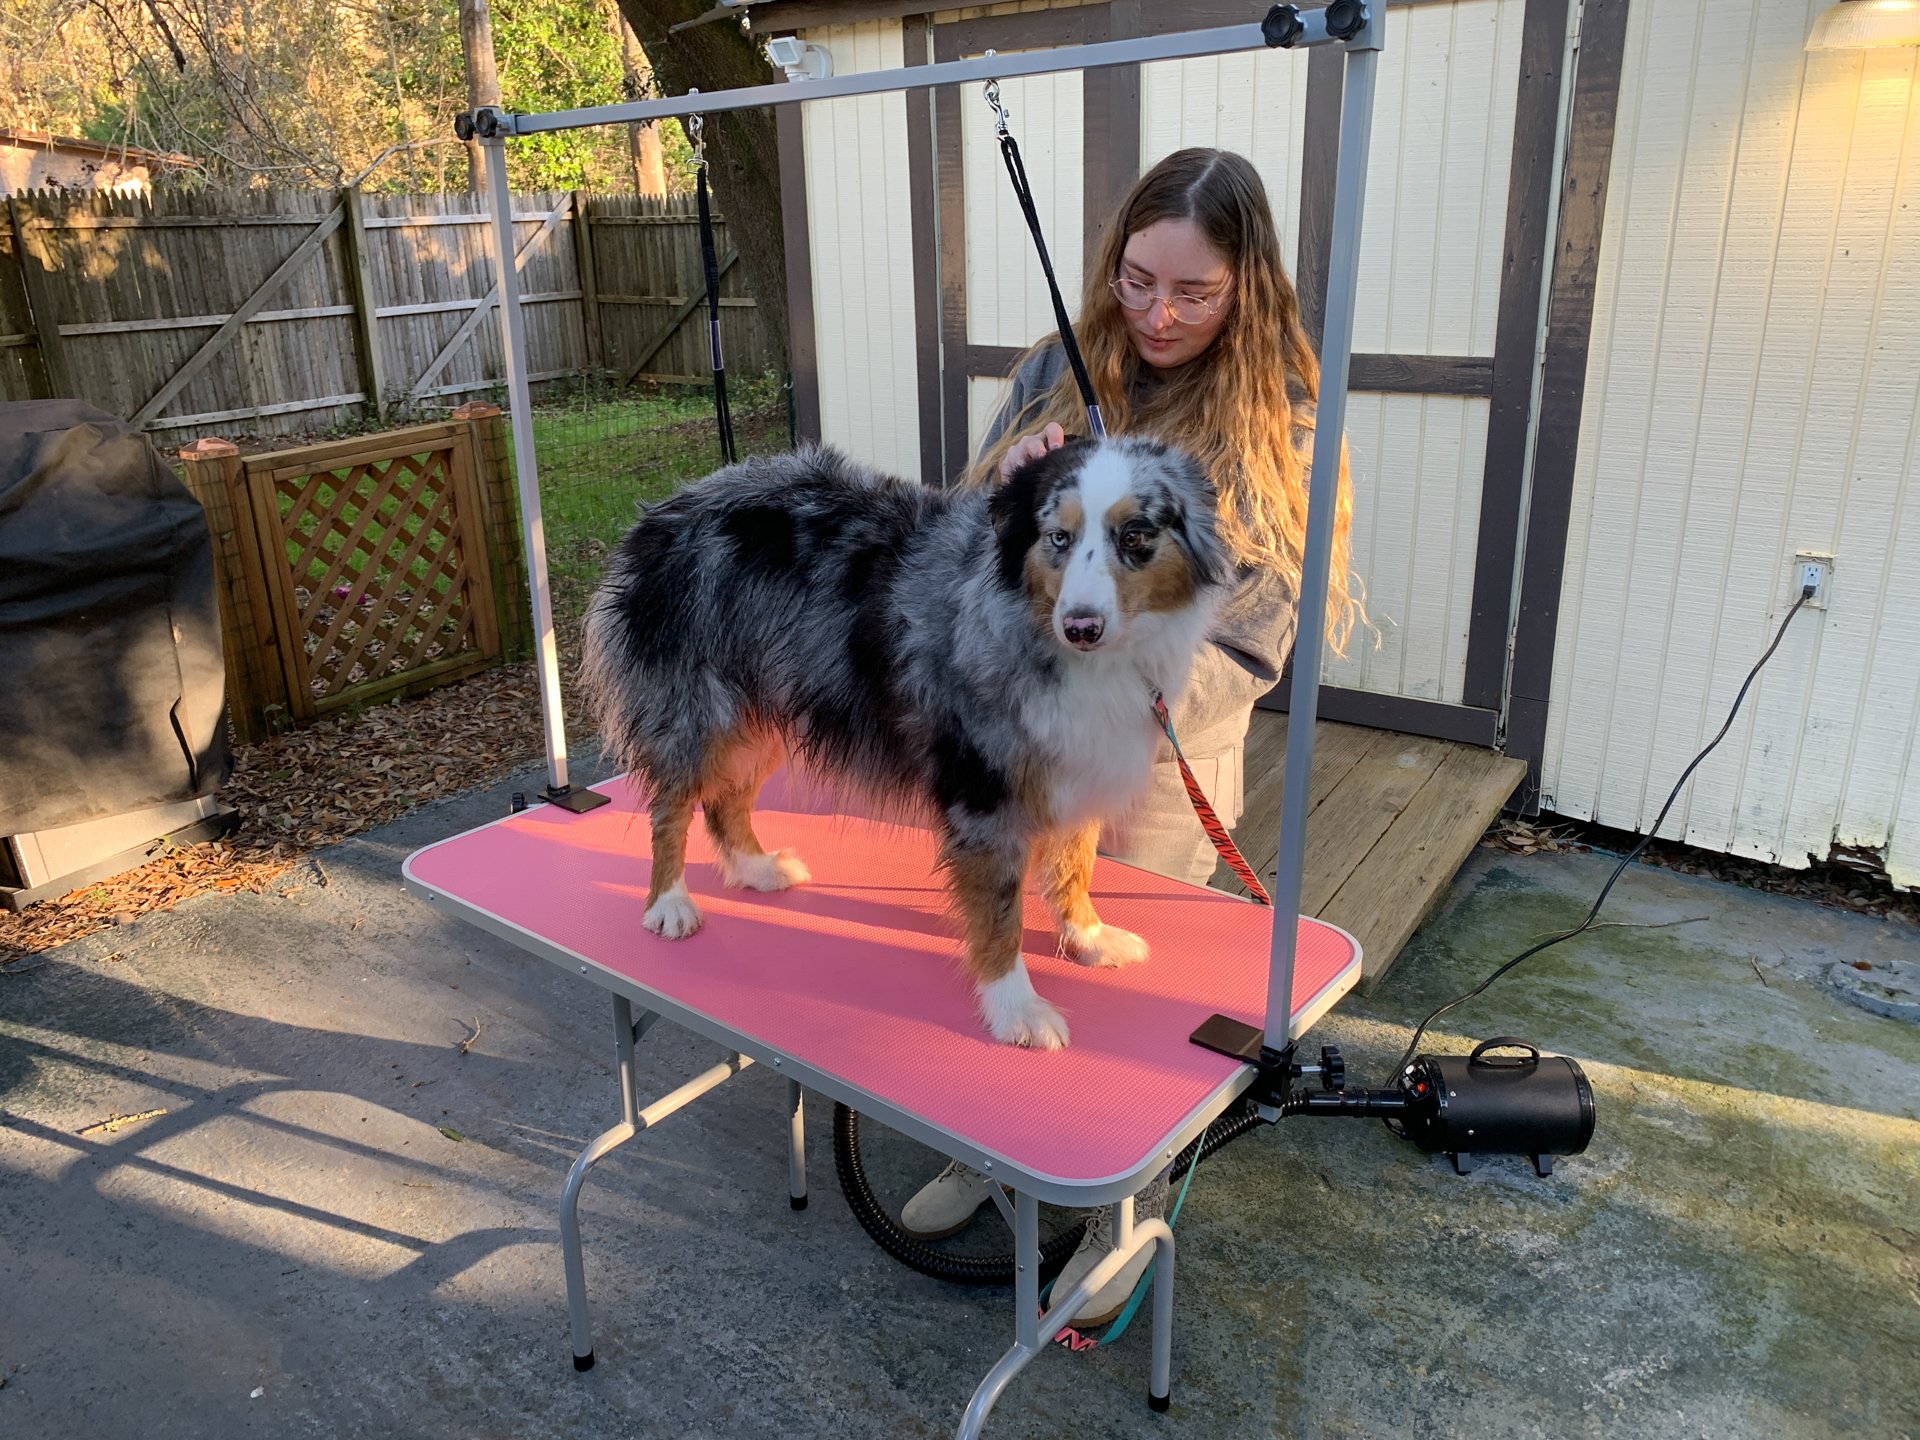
{"left": 1, "top": 188, "right": 778, "bottom": 440}
{"left": 179, "top": 403, "right": 531, "bottom": 741}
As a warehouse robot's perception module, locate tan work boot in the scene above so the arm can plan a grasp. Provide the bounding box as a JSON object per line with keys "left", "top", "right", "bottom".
{"left": 899, "top": 1159, "right": 1001, "bottom": 1240}
{"left": 1050, "top": 1170, "right": 1171, "bottom": 1327}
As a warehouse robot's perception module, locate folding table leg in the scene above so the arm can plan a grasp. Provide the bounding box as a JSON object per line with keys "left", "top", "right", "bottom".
{"left": 786, "top": 1078, "right": 808, "bottom": 1210}
{"left": 560, "top": 994, "right": 749, "bottom": 1372}
{"left": 561, "top": 994, "right": 646, "bottom": 1371}
{"left": 954, "top": 1190, "right": 1177, "bottom": 1437}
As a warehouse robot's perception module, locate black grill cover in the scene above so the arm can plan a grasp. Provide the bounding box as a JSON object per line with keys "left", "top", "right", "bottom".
{"left": 0, "top": 401, "right": 231, "bottom": 834}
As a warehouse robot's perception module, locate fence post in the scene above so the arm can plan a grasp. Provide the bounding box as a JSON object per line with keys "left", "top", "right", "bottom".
{"left": 0, "top": 201, "right": 54, "bottom": 400}
{"left": 341, "top": 185, "right": 389, "bottom": 424}
{"left": 572, "top": 190, "right": 603, "bottom": 379}
{"left": 5, "top": 194, "right": 73, "bottom": 400}
{"left": 451, "top": 401, "right": 531, "bottom": 662}
{"left": 178, "top": 438, "right": 290, "bottom": 743}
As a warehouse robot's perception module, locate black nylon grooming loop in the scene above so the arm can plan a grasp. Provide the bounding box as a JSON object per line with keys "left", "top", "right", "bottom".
{"left": 689, "top": 105, "right": 738, "bottom": 467}
{"left": 982, "top": 63, "right": 1105, "bottom": 441}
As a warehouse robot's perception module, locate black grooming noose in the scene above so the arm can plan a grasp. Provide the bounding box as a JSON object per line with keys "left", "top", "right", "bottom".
{"left": 690, "top": 111, "right": 737, "bottom": 467}
{"left": 983, "top": 69, "right": 1106, "bottom": 441}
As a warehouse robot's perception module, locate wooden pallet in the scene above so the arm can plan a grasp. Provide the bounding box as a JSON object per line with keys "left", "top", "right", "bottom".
{"left": 1211, "top": 711, "right": 1526, "bottom": 985}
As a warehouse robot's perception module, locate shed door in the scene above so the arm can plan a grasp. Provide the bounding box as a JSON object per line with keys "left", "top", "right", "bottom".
{"left": 928, "top": 0, "right": 1577, "bottom": 752}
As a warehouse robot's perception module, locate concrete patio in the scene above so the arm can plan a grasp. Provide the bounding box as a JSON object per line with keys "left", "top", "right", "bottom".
{"left": 2, "top": 762, "right": 1915, "bottom": 1439}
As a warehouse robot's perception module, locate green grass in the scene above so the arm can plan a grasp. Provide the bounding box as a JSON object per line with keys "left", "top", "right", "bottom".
{"left": 522, "top": 373, "right": 793, "bottom": 635}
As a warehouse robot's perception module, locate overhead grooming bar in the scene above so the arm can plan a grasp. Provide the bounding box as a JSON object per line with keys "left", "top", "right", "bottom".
{"left": 460, "top": 7, "right": 1365, "bottom": 138}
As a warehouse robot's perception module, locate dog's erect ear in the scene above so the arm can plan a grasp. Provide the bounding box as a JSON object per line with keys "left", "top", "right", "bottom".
{"left": 1138, "top": 440, "right": 1229, "bottom": 592}
{"left": 987, "top": 438, "right": 1083, "bottom": 530}
{"left": 988, "top": 438, "right": 1089, "bottom": 589}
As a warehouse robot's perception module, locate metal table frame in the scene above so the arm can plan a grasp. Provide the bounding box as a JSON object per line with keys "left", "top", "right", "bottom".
{"left": 405, "top": 815, "right": 1361, "bottom": 1434}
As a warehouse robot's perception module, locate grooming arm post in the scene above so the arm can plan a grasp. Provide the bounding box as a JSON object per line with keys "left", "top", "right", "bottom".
{"left": 482, "top": 138, "right": 607, "bottom": 813}
{"left": 1264, "top": 12, "right": 1382, "bottom": 1050}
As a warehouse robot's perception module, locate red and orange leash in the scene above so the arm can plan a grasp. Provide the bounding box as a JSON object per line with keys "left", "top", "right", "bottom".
{"left": 1148, "top": 689, "right": 1272, "bottom": 906}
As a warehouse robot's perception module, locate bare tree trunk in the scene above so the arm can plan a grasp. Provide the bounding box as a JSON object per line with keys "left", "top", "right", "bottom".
{"left": 634, "top": 123, "right": 666, "bottom": 194}
{"left": 619, "top": 21, "right": 668, "bottom": 195}
{"left": 459, "top": 0, "right": 502, "bottom": 193}
{"left": 614, "top": 1, "right": 789, "bottom": 362}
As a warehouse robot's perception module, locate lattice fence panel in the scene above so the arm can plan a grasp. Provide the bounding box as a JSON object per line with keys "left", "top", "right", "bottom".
{"left": 243, "top": 423, "right": 500, "bottom": 719}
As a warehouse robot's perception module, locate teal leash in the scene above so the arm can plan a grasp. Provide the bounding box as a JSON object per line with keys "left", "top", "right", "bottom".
{"left": 1041, "top": 1142, "right": 1207, "bottom": 1348}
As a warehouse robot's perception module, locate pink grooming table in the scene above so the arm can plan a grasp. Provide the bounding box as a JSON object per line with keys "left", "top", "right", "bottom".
{"left": 402, "top": 775, "right": 1360, "bottom": 1432}
{"left": 405, "top": 775, "right": 1359, "bottom": 1201}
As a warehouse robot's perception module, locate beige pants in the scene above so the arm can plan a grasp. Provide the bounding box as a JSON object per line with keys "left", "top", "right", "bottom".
{"left": 1100, "top": 744, "right": 1244, "bottom": 888}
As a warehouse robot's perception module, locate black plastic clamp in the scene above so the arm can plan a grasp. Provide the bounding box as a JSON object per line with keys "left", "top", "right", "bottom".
{"left": 1261, "top": 4, "right": 1306, "bottom": 47}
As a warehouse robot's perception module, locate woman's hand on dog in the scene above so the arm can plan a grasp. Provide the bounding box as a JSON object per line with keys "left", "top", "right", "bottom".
{"left": 998, "top": 423, "right": 1067, "bottom": 485}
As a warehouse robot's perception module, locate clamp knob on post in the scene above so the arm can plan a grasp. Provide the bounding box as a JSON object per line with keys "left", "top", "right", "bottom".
{"left": 1323, "top": 0, "right": 1371, "bottom": 40}
{"left": 1319, "top": 1045, "right": 1346, "bottom": 1092}
{"left": 1261, "top": 4, "right": 1306, "bottom": 47}
{"left": 453, "top": 112, "right": 476, "bottom": 141}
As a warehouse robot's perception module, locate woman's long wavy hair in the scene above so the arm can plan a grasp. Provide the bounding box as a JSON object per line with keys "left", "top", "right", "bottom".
{"left": 970, "top": 147, "right": 1361, "bottom": 653}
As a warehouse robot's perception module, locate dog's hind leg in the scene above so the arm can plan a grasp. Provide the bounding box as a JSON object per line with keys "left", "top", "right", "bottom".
{"left": 944, "top": 831, "right": 1069, "bottom": 1050}
{"left": 1035, "top": 822, "right": 1149, "bottom": 969}
{"left": 642, "top": 782, "right": 704, "bottom": 939}
{"left": 703, "top": 735, "right": 810, "bottom": 893}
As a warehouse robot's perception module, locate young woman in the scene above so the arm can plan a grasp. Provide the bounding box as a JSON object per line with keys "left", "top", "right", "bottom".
{"left": 899, "top": 146, "right": 1362, "bottom": 1328}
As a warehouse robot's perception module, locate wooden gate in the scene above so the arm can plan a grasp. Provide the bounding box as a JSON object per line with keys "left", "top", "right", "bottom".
{"left": 242, "top": 422, "right": 502, "bottom": 722}
{"left": 181, "top": 415, "right": 515, "bottom": 737}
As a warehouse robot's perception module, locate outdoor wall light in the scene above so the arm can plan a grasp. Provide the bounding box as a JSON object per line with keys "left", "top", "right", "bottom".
{"left": 766, "top": 36, "right": 834, "bottom": 81}
{"left": 1806, "top": 0, "right": 1920, "bottom": 51}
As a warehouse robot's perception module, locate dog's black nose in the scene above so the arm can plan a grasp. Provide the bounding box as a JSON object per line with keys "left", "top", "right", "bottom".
{"left": 1063, "top": 612, "right": 1105, "bottom": 649}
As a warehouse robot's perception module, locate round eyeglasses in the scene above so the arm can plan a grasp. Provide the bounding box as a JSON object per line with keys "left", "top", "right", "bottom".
{"left": 1108, "top": 275, "right": 1230, "bottom": 325}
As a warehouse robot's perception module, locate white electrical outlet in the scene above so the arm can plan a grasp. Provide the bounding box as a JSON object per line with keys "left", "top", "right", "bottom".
{"left": 1793, "top": 551, "right": 1832, "bottom": 609}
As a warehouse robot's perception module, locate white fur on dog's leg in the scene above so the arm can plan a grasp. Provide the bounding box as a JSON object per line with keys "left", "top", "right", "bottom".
{"left": 642, "top": 878, "right": 703, "bottom": 939}
{"left": 719, "top": 846, "right": 810, "bottom": 892}
{"left": 1059, "top": 921, "right": 1150, "bottom": 969}
{"left": 976, "top": 956, "right": 1070, "bottom": 1050}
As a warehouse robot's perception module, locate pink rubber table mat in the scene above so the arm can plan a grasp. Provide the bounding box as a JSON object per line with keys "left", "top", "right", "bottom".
{"left": 404, "top": 776, "right": 1360, "bottom": 1193}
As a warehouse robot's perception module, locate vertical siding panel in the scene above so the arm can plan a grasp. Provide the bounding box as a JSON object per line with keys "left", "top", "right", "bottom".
{"left": 1545, "top": 0, "right": 1920, "bottom": 881}
{"left": 965, "top": 70, "right": 1083, "bottom": 350}
{"left": 801, "top": 20, "right": 917, "bottom": 475}
{"left": 1771, "top": 44, "right": 1920, "bottom": 863}
{"left": 1139, "top": 51, "right": 1307, "bottom": 269}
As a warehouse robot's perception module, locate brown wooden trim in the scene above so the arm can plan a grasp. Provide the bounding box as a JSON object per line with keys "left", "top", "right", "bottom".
{"left": 1259, "top": 683, "right": 1501, "bottom": 750}
{"left": 776, "top": 104, "right": 821, "bottom": 442}
{"left": 905, "top": 16, "right": 944, "bottom": 487}
{"left": 1504, "top": 0, "right": 1633, "bottom": 809}
{"left": 965, "top": 343, "right": 1024, "bottom": 377}
{"left": 1296, "top": 46, "right": 1343, "bottom": 349}
{"left": 759, "top": 0, "right": 954, "bottom": 30}
{"left": 1462, "top": 0, "right": 1572, "bottom": 712}
{"left": 936, "top": 8, "right": 1095, "bottom": 57}
{"left": 934, "top": 79, "right": 970, "bottom": 479}
{"left": 764, "top": 0, "right": 1473, "bottom": 38}
{"left": 966, "top": 344, "right": 1488, "bottom": 395}
{"left": 1083, "top": 4, "right": 1138, "bottom": 263}
{"left": 1351, "top": 354, "right": 1493, "bottom": 395}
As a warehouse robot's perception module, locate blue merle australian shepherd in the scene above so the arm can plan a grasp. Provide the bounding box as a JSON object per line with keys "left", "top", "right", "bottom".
{"left": 580, "top": 437, "right": 1229, "bottom": 1050}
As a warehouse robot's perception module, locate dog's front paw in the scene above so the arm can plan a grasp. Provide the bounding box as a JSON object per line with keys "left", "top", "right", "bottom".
{"left": 720, "top": 847, "right": 811, "bottom": 892}
{"left": 1059, "top": 921, "right": 1150, "bottom": 969}
{"left": 976, "top": 967, "right": 1071, "bottom": 1050}
{"left": 642, "top": 879, "right": 704, "bottom": 939}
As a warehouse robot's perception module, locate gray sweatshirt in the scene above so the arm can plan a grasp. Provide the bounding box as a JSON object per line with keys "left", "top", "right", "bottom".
{"left": 977, "top": 341, "right": 1302, "bottom": 769}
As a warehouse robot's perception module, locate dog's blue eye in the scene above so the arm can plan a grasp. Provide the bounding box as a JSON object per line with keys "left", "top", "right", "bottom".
{"left": 1046, "top": 530, "right": 1071, "bottom": 550}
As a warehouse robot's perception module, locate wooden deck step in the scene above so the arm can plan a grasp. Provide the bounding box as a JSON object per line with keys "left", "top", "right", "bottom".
{"left": 1209, "top": 711, "right": 1526, "bottom": 985}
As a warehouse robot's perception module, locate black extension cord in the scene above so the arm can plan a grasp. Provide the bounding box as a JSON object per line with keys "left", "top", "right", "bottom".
{"left": 1382, "top": 586, "right": 1817, "bottom": 1094}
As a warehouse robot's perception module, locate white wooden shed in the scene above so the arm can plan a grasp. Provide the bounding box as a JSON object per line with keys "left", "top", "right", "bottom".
{"left": 757, "top": 0, "right": 1920, "bottom": 888}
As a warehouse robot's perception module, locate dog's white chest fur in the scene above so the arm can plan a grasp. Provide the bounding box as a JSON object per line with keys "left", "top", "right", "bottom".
{"left": 1023, "top": 610, "right": 1209, "bottom": 827}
